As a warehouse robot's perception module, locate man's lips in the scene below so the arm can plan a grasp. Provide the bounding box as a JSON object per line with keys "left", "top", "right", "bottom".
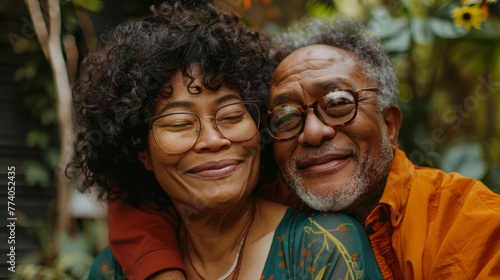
{"left": 297, "top": 153, "right": 351, "bottom": 172}
{"left": 187, "top": 159, "right": 242, "bottom": 178}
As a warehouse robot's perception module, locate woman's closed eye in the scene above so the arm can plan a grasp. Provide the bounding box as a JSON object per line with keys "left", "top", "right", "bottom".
{"left": 217, "top": 111, "right": 246, "bottom": 125}
{"left": 157, "top": 118, "right": 197, "bottom": 132}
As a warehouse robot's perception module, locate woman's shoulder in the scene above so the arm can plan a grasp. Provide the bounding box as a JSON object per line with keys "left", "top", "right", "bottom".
{"left": 264, "top": 208, "right": 382, "bottom": 279}
{"left": 280, "top": 208, "right": 363, "bottom": 233}
{"left": 256, "top": 198, "right": 289, "bottom": 226}
{"left": 277, "top": 208, "right": 373, "bottom": 261}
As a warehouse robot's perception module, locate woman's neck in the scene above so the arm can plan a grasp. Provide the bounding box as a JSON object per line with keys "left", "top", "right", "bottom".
{"left": 178, "top": 198, "right": 256, "bottom": 280}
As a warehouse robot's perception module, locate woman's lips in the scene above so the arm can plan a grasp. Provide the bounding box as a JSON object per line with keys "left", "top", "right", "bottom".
{"left": 187, "top": 159, "right": 241, "bottom": 179}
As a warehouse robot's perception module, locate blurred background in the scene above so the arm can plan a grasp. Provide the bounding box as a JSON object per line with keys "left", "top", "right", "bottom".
{"left": 1, "top": 0, "right": 499, "bottom": 279}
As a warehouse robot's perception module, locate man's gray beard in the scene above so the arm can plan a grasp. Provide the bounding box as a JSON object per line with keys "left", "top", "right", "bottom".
{"left": 282, "top": 131, "right": 393, "bottom": 212}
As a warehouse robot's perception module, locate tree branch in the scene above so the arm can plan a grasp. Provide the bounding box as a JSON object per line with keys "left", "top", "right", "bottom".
{"left": 24, "top": 0, "right": 50, "bottom": 58}
{"left": 24, "top": 0, "right": 74, "bottom": 257}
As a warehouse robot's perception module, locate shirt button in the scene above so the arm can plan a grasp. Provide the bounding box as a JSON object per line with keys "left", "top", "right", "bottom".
{"left": 366, "top": 223, "right": 374, "bottom": 235}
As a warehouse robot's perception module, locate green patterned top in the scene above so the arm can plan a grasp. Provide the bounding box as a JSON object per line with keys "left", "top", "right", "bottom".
{"left": 88, "top": 208, "right": 382, "bottom": 279}
{"left": 260, "top": 208, "right": 382, "bottom": 280}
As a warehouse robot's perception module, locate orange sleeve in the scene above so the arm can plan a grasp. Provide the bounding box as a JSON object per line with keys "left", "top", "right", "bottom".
{"left": 108, "top": 200, "right": 186, "bottom": 279}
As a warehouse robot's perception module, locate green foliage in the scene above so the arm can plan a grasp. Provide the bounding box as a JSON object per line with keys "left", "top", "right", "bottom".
{"left": 16, "top": 60, "right": 56, "bottom": 186}
{"left": 72, "top": 0, "right": 104, "bottom": 12}
{"left": 307, "top": 2, "right": 337, "bottom": 18}
{"left": 13, "top": 210, "right": 101, "bottom": 279}
{"left": 10, "top": 0, "right": 105, "bottom": 275}
{"left": 482, "top": 165, "right": 500, "bottom": 193}
{"left": 26, "top": 130, "right": 50, "bottom": 149}
{"left": 364, "top": 0, "right": 500, "bottom": 192}
{"left": 441, "top": 142, "right": 487, "bottom": 178}
{"left": 12, "top": 264, "right": 70, "bottom": 280}
{"left": 23, "top": 161, "right": 51, "bottom": 187}
{"left": 14, "top": 62, "right": 37, "bottom": 80}
{"left": 14, "top": 254, "right": 93, "bottom": 280}
{"left": 307, "top": 0, "right": 337, "bottom": 18}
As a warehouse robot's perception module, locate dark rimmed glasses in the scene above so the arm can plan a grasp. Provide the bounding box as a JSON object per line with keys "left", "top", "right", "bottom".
{"left": 264, "top": 87, "right": 379, "bottom": 141}
{"left": 147, "top": 101, "right": 261, "bottom": 154}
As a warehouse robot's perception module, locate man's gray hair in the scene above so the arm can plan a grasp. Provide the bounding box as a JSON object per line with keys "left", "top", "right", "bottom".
{"left": 275, "top": 18, "right": 398, "bottom": 109}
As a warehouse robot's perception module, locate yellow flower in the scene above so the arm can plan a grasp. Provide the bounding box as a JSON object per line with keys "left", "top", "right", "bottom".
{"left": 461, "top": 0, "right": 481, "bottom": 4}
{"left": 453, "top": 5, "right": 485, "bottom": 31}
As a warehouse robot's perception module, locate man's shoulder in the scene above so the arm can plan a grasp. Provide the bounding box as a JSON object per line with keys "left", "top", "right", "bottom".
{"left": 411, "top": 166, "right": 500, "bottom": 208}
{"left": 389, "top": 149, "right": 500, "bottom": 214}
{"left": 392, "top": 149, "right": 490, "bottom": 194}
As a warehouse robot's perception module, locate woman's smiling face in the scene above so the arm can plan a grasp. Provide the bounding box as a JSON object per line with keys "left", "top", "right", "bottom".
{"left": 139, "top": 68, "right": 261, "bottom": 211}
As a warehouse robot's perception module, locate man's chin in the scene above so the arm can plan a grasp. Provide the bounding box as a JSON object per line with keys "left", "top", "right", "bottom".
{"left": 297, "top": 172, "right": 352, "bottom": 194}
{"left": 291, "top": 168, "right": 366, "bottom": 210}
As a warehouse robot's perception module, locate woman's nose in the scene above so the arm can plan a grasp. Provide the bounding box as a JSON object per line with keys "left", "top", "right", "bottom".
{"left": 192, "top": 117, "right": 231, "bottom": 152}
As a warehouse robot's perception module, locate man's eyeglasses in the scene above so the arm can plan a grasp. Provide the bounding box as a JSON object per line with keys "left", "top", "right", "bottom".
{"left": 264, "top": 87, "right": 379, "bottom": 141}
{"left": 148, "top": 101, "right": 261, "bottom": 154}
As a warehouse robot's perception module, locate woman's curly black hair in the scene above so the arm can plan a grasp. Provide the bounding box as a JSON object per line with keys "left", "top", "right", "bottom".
{"left": 69, "top": 0, "right": 275, "bottom": 208}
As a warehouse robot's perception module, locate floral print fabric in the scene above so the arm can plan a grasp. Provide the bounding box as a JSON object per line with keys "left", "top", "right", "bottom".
{"left": 261, "top": 208, "right": 382, "bottom": 280}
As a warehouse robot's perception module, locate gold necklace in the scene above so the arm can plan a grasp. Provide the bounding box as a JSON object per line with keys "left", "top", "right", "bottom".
{"left": 186, "top": 202, "right": 255, "bottom": 280}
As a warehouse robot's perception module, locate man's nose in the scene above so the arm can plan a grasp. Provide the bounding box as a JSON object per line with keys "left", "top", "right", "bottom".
{"left": 297, "top": 110, "right": 336, "bottom": 146}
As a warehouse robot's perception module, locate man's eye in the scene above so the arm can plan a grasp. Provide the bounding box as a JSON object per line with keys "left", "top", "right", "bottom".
{"left": 272, "top": 112, "right": 302, "bottom": 132}
{"left": 324, "top": 97, "right": 353, "bottom": 108}
{"left": 321, "top": 91, "right": 355, "bottom": 117}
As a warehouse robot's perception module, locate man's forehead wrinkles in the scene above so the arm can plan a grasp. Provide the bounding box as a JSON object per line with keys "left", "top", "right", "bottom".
{"left": 271, "top": 72, "right": 343, "bottom": 105}
{"left": 271, "top": 92, "right": 299, "bottom": 106}
{"left": 273, "top": 61, "right": 306, "bottom": 80}
{"left": 276, "top": 55, "right": 337, "bottom": 78}
{"left": 271, "top": 45, "right": 354, "bottom": 105}
{"left": 273, "top": 66, "right": 326, "bottom": 88}
{"left": 270, "top": 82, "right": 299, "bottom": 105}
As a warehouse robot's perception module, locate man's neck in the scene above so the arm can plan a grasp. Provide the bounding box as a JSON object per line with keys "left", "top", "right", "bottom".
{"left": 343, "top": 176, "right": 387, "bottom": 225}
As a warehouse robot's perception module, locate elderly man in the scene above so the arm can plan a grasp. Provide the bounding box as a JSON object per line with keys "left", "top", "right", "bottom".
{"left": 105, "top": 19, "right": 500, "bottom": 280}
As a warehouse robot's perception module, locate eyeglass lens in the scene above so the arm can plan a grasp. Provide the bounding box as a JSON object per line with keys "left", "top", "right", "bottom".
{"left": 266, "top": 89, "right": 356, "bottom": 140}
{"left": 151, "top": 102, "right": 260, "bottom": 154}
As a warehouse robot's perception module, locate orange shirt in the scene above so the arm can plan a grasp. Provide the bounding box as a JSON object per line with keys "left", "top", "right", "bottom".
{"left": 369, "top": 148, "right": 500, "bottom": 279}
{"left": 108, "top": 148, "right": 500, "bottom": 279}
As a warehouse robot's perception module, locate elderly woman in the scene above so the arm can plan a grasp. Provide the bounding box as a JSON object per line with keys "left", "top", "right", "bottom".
{"left": 71, "top": 1, "right": 382, "bottom": 279}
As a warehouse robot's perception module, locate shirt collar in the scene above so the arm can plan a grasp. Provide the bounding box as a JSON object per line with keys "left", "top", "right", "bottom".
{"left": 377, "top": 148, "right": 414, "bottom": 227}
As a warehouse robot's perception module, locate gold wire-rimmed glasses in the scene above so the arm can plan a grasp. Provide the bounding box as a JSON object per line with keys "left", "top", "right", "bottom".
{"left": 147, "top": 101, "right": 261, "bottom": 154}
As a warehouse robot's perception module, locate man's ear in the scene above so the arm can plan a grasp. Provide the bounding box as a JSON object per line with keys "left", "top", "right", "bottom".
{"left": 382, "top": 105, "right": 403, "bottom": 147}
{"left": 138, "top": 150, "right": 153, "bottom": 171}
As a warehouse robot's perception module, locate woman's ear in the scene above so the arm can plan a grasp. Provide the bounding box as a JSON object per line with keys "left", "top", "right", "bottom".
{"left": 138, "top": 150, "right": 153, "bottom": 171}
{"left": 383, "top": 105, "right": 403, "bottom": 147}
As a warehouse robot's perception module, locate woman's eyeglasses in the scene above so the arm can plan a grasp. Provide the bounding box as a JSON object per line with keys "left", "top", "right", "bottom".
{"left": 148, "top": 101, "right": 261, "bottom": 154}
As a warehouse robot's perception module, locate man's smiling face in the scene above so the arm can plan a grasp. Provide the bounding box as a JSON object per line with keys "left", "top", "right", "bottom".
{"left": 270, "top": 44, "right": 395, "bottom": 213}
